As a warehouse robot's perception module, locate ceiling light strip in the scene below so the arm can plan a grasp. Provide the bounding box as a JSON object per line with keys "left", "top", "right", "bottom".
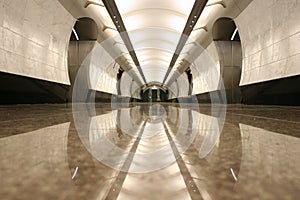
{"left": 162, "top": 0, "right": 208, "bottom": 85}
{"left": 102, "top": 0, "right": 147, "bottom": 85}
{"left": 72, "top": 28, "right": 79, "bottom": 41}
{"left": 231, "top": 28, "right": 238, "bottom": 41}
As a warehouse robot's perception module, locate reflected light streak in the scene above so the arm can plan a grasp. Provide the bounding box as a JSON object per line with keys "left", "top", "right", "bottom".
{"left": 72, "top": 166, "right": 79, "bottom": 179}
{"left": 230, "top": 168, "right": 237, "bottom": 182}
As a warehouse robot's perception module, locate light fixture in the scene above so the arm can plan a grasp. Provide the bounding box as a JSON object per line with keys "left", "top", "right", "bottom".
{"left": 193, "top": 26, "right": 208, "bottom": 32}
{"left": 181, "top": 52, "right": 191, "bottom": 56}
{"left": 102, "top": 25, "right": 117, "bottom": 32}
{"left": 120, "top": 51, "right": 129, "bottom": 55}
{"left": 185, "top": 42, "right": 197, "bottom": 46}
{"left": 84, "top": 0, "right": 104, "bottom": 8}
{"left": 113, "top": 41, "right": 125, "bottom": 46}
{"left": 231, "top": 27, "right": 238, "bottom": 41}
{"left": 206, "top": 0, "right": 226, "bottom": 8}
{"left": 72, "top": 28, "right": 79, "bottom": 41}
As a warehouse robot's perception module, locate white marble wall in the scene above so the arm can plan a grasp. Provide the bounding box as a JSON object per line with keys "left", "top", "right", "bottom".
{"left": 236, "top": 0, "right": 300, "bottom": 86}
{"left": 177, "top": 73, "right": 189, "bottom": 98}
{"left": 0, "top": 0, "right": 75, "bottom": 84}
{"left": 120, "top": 72, "right": 142, "bottom": 98}
{"left": 120, "top": 72, "right": 133, "bottom": 97}
{"left": 87, "top": 45, "right": 118, "bottom": 94}
{"left": 192, "top": 42, "right": 221, "bottom": 94}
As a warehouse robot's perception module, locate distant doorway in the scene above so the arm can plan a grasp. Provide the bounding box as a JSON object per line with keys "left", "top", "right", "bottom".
{"left": 141, "top": 85, "right": 169, "bottom": 102}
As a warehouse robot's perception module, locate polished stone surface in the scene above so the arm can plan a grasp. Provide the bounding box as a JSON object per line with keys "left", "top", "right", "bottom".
{"left": 0, "top": 103, "right": 299, "bottom": 199}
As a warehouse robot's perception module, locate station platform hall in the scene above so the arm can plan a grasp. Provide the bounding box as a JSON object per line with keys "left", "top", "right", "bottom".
{"left": 0, "top": 0, "right": 299, "bottom": 199}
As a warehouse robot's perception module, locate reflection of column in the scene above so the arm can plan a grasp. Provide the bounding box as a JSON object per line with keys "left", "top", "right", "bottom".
{"left": 186, "top": 69, "right": 193, "bottom": 96}
{"left": 157, "top": 89, "right": 161, "bottom": 101}
{"left": 116, "top": 69, "right": 123, "bottom": 96}
{"left": 149, "top": 88, "right": 152, "bottom": 103}
{"left": 176, "top": 80, "right": 179, "bottom": 97}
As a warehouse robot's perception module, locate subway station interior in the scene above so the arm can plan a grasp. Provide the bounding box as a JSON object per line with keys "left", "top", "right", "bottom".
{"left": 0, "top": 0, "right": 300, "bottom": 199}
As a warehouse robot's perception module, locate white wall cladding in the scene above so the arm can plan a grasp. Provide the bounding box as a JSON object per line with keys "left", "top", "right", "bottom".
{"left": 0, "top": 0, "right": 75, "bottom": 84}
{"left": 177, "top": 73, "right": 189, "bottom": 98}
{"left": 131, "top": 81, "right": 141, "bottom": 99}
{"left": 120, "top": 72, "right": 133, "bottom": 97}
{"left": 192, "top": 42, "right": 221, "bottom": 95}
{"left": 78, "top": 42, "right": 117, "bottom": 94}
{"left": 92, "top": 63, "right": 118, "bottom": 95}
{"left": 119, "top": 72, "right": 141, "bottom": 98}
{"left": 236, "top": 0, "right": 300, "bottom": 86}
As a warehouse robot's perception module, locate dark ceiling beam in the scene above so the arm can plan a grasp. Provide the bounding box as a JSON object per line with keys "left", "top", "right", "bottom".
{"left": 102, "top": 0, "right": 147, "bottom": 85}
{"left": 162, "top": 0, "right": 208, "bottom": 85}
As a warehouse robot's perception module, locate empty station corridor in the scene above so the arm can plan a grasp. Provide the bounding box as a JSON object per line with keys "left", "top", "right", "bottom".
{"left": 1, "top": 0, "right": 300, "bottom": 199}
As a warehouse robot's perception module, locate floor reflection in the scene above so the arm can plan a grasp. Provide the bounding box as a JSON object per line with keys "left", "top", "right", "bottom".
{"left": 0, "top": 123, "right": 73, "bottom": 199}
{"left": 0, "top": 103, "right": 299, "bottom": 199}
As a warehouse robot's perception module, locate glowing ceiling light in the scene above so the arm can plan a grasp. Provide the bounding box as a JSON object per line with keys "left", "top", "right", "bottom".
{"left": 72, "top": 28, "right": 79, "bottom": 41}
{"left": 231, "top": 28, "right": 238, "bottom": 41}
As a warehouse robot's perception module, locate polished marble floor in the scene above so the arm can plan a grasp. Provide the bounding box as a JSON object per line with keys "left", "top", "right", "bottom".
{"left": 0, "top": 103, "right": 299, "bottom": 200}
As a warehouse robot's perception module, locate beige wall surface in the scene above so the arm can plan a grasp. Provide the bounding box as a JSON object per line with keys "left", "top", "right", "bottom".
{"left": 192, "top": 42, "right": 221, "bottom": 95}
{"left": 0, "top": 0, "right": 75, "bottom": 84}
{"left": 236, "top": 0, "right": 300, "bottom": 86}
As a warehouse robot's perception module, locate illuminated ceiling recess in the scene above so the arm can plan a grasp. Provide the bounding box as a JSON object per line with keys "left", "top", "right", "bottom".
{"left": 114, "top": 0, "right": 198, "bottom": 84}
{"left": 162, "top": 0, "right": 208, "bottom": 85}
{"left": 99, "top": 0, "right": 211, "bottom": 85}
{"left": 102, "top": 0, "right": 148, "bottom": 85}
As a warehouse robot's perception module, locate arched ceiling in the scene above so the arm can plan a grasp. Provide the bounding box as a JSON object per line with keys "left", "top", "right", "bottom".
{"left": 111, "top": 0, "right": 207, "bottom": 85}
{"left": 61, "top": 0, "right": 253, "bottom": 94}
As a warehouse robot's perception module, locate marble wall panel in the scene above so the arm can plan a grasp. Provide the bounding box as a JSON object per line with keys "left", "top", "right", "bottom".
{"left": 0, "top": 0, "right": 75, "bottom": 85}
{"left": 236, "top": 0, "right": 300, "bottom": 86}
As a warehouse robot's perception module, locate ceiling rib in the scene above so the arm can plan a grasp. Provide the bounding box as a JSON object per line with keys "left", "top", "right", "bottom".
{"left": 102, "top": 0, "right": 147, "bottom": 85}
{"left": 162, "top": 0, "right": 208, "bottom": 85}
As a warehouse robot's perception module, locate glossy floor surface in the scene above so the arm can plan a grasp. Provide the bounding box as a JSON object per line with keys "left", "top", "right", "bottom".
{"left": 0, "top": 103, "right": 299, "bottom": 200}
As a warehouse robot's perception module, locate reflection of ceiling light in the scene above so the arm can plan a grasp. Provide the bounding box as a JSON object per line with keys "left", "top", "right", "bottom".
{"left": 230, "top": 168, "right": 238, "bottom": 181}
{"left": 71, "top": 166, "right": 79, "bottom": 179}
{"left": 231, "top": 28, "right": 238, "bottom": 41}
{"left": 72, "top": 28, "right": 79, "bottom": 41}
